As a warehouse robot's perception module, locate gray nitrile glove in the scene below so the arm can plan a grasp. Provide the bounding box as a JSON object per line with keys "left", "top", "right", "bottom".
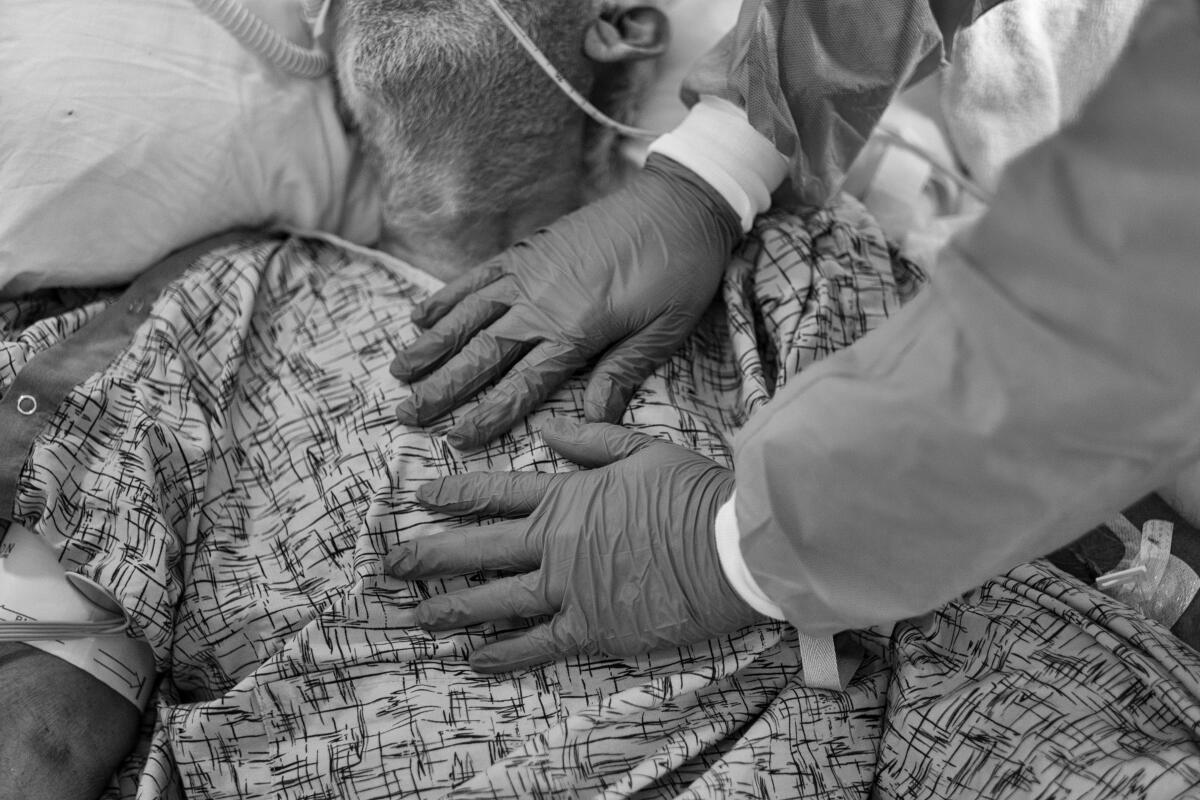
{"left": 391, "top": 155, "right": 741, "bottom": 450}
{"left": 386, "top": 419, "right": 764, "bottom": 672}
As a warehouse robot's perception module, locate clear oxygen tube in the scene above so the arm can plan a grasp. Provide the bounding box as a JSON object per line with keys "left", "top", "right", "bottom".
{"left": 481, "top": 0, "right": 661, "bottom": 140}
{"left": 484, "top": 0, "right": 991, "bottom": 203}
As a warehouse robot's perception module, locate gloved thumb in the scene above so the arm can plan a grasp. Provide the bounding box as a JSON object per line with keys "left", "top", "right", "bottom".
{"left": 540, "top": 418, "right": 657, "bottom": 468}
{"left": 582, "top": 317, "right": 691, "bottom": 423}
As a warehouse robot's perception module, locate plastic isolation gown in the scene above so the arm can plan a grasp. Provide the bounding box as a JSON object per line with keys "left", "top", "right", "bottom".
{"left": 711, "top": 0, "right": 1200, "bottom": 636}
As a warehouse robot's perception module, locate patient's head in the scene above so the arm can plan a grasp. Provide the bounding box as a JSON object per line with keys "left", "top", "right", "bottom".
{"left": 333, "top": 0, "right": 667, "bottom": 281}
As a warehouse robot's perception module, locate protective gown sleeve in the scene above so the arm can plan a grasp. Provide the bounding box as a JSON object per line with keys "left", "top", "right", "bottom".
{"left": 675, "top": 0, "right": 1006, "bottom": 207}
{"left": 726, "top": 0, "right": 1200, "bottom": 636}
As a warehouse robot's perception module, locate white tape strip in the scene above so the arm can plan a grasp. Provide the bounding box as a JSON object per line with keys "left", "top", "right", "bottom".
{"left": 797, "top": 633, "right": 861, "bottom": 691}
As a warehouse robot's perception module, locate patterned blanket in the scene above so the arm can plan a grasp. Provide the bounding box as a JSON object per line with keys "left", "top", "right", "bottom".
{"left": 2, "top": 200, "right": 1199, "bottom": 799}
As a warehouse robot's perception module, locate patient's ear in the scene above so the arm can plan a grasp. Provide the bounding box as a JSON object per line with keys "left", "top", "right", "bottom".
{"left": 584, "top": 6, "right": 669, "bottom": 63}
{"left": 579, "top": 4, "right": 669, "bottom": 200}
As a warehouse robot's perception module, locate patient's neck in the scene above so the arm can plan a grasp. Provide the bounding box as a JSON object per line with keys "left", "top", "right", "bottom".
{"left": 378, "top": 159, "right": 585, "bottom": 283}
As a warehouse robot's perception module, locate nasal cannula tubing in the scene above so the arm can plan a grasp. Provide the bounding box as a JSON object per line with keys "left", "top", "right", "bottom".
{"left": 484, "top": 0, "right": 992, "bottom": 203}
{"left": 187, "top": 0, "right": 989, "bottom": 201}
{"left": 481, "top": 0, "right": 663, "bottom": 140}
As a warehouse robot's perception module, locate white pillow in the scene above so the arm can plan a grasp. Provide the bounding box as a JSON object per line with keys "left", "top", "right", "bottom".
{"left": 0, "top": 0, "right": 381, "bottom": 295}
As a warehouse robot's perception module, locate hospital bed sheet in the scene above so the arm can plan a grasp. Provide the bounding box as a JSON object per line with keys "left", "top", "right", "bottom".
{"left": 0, "top": 201, "right": 1197, "bottom": 799}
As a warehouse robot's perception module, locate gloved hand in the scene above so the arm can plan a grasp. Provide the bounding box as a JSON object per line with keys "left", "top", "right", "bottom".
{"left": 386, "top": 418, "right": 764, "bottom": 672}
{"left": 391, "top": 155, "right": 741, "bottom": 450}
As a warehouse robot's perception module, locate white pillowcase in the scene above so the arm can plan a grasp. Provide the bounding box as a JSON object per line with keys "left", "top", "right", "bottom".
{"left": 0, "top": 0, "right": 381, "bottom": 295}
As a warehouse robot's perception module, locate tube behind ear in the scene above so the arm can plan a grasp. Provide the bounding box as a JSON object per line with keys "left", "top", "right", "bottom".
{"left": 584, "top": 6, "right": 670, "bottom": 63}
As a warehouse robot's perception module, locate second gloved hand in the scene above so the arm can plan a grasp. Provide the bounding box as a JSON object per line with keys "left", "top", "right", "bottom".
{"left": 390, "top": 155, "right": 741, "bottom": 450}
{"left": 386, "top": 419, "right": 765, "bottom": 672}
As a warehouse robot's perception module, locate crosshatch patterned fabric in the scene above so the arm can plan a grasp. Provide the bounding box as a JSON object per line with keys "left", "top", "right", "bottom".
{"left": 1, "top": 197, "right": 1199, "bottom": 798}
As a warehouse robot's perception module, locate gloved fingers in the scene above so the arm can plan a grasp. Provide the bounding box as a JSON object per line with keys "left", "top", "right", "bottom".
{"left": 395, "top": 325, "right": 534, "bottom": 427}
{"left": 414, "top": 571, "right": 555, "bottom": 631}
{"left": 416, "top": 470, "right": 564, "bottom": 518}
{"left": 468, "top": 613, "right": 581, "bottom": 673}
{"left": 411, "top": 262, "right": 506, "bottom": 329}
{"left": 582, "top": 317, "right": 687, "bottom": 422}
{"left": 445, "top": 341, "right": 587, "bottom": 451}
{"left": 386, "top": 520, "right": 540, "bottom": 578}
{"left": 539, "top": 418, "right": 658, "bottom": 468}
{"left": 392, "top": 292, "right": 511, "bottom": 382}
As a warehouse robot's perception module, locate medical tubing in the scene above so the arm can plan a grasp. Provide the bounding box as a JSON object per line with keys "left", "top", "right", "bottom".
{"left": 304, "top": 0, "right": 333, "bottom": 37}
{"left": 482, "top": 0, "right": 661, "bottom": 140}
{"left": 189, "top": 0, "right": 330, "bottom": 78}
{"left": 875, "top": 126, "right": 992, "bottom": 203}
{"left": 0, "top": 618, "right": 130, "bottom": 641}
{"left": 484, "top": 0, "right": 991, "bottom": 202}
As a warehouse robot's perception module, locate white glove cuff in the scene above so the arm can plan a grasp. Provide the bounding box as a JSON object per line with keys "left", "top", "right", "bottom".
{"left": 648, "top": 96, "right": 789, "bottom": 232}
{"left": 715, "top": 493, "right": 851, "bottom": 691}
{"left": 715, "top": 492, "right": 787, "bottom": 619}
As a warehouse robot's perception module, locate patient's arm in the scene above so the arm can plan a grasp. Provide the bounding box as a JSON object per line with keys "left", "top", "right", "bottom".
{"left": 0, "top": 643, "right": 139, "bottom": 800}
